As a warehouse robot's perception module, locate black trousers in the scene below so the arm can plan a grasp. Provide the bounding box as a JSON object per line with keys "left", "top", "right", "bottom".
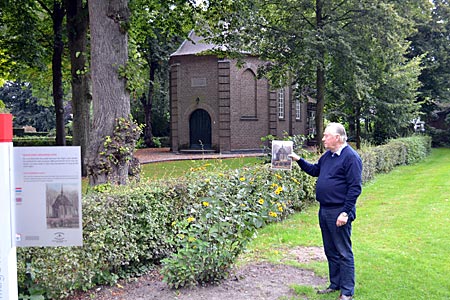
{"left": 319, "top": 206, "right": 355, "bottom": 296}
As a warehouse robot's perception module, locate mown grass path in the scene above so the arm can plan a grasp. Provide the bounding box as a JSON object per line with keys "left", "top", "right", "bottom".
{"left": 353, "top": 148, "right": 450, "bottom": 300}
{"left": 242, "top": 148, "right": 450, "bottom": 300}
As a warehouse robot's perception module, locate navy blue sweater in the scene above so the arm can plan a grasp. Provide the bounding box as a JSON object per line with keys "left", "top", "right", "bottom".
{"left": 297, "top": 145, "right": 362, "bottom": 218}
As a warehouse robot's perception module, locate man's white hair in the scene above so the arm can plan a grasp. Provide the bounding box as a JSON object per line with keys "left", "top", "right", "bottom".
{"left": 325, "top": 122, "right": 347, "bottom": 143}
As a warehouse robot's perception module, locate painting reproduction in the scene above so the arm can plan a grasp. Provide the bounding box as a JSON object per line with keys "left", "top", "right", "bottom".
{"left": 271, "top": 140, "right": 293, "bottom": 170}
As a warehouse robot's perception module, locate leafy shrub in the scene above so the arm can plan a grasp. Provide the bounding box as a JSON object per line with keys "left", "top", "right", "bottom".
{"left": 160, "top": 164, "right": 316, "bottom": 288}
{"left": 17, "top": 179, "right": 193, "bottom": 299}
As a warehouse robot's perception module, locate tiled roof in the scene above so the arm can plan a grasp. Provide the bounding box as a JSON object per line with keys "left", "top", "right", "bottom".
{"left": 170, "top": 30, "right": 218, "bottom": 57}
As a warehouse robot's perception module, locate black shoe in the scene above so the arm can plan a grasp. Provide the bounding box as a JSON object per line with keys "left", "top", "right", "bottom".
{"left": 317, "top": 287, "right": 339, "bottom": 294}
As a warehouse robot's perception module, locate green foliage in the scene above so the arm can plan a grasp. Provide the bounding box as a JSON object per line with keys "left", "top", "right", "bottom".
{"left": 0, "top": 81, "right": 56, "bottom": 131}
{"left": 17, "top": 180, "right": 189, "bottom": 299}
{"left": 427, "top": 126, "right": 450, "bottom": 147}
{"left": 161, "top": 165, "right": 316, "bottom": 288}
{"left": 13, "top": 136, "right": 73, "bottom": 147}
{"left": 0, "top": 99, "right": 9, "bottom": 113}
{"left": 88, "top": 116, "right": 143, "bottom": 183}
{"left": 358, "top": 135, "right": 431, "bottom": 183}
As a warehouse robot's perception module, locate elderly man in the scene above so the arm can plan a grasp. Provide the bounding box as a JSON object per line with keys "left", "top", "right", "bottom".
{"left": 289, "top": 122, "right": 362, "bottom": 300}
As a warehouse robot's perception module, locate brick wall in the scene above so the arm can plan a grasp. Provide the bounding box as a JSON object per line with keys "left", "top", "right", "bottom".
{"left": 169, "top": 54, "right": 310, "bottom": 153}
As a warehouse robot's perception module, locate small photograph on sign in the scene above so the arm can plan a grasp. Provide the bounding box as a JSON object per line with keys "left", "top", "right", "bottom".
{"left": 46, "top": 183, "right": 80, "bottom": 229}
{"left": 271, "top": 140, "right": 293, "bottom": 170}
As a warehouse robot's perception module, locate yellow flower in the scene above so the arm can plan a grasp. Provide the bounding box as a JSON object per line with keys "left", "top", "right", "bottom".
{"left": 278, "top": 206, "right": 283, "bottom": 212}
{"left": 291, "top": 177, "right": 300, "bottom": 184}
{"left": 240, "top": 177, "right": 245, "bottom": 181}
{"left": 187, "top": 217, "right": 195, "bottom": 223}
{"left": 204, "top": 178, "right": 210, "bottom": 183}
{"left": 188, "top": 236, "right": 196, "bottom": 242}
{"left": 275, "top": 173, "right": 282, "bottom": 179}
{"left": 269, "top": 211, "right": 278, "bottom": 217}
{"left": 171, "top": 221, "right": 177, "bottom": 227}
{"left": 274, "top": 186, "right": 283, "bottom": 195}
{"left": 271, "top": 183, "right": 278, "bottom": 188}
{"left": 258, "top": 198, "right": 265, "bottom": 205}
{"left": 202, "top": 201, "right": 210, "bottom": 207}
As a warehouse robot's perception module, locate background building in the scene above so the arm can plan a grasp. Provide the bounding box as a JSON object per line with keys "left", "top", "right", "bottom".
{"left": 169, "top": 31, "right": 316, "bottom": 153}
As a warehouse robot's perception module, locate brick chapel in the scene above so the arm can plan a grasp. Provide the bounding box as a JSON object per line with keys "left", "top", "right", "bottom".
{"left": 169, "top": 31, "right": 316, "bottom": 153}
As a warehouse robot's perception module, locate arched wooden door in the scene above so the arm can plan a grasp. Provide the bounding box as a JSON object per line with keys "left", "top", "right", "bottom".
{"left": 189, "top": 109, "right": 212, "bottom": 149}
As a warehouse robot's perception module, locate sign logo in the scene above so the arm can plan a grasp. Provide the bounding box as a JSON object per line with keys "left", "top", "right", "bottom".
{"left": 53, "top": 232, "right": 65, "bottom": 243}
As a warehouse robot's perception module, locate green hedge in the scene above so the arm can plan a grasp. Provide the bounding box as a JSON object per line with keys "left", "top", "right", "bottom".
{"left": 358, "top": 135, "right": 431, "bottom": 183}
{"left": 17, "top": 135, "right": 431, "bottom": 298}
{"left": 13, "top": 136, "right": 73, "bottom": 147}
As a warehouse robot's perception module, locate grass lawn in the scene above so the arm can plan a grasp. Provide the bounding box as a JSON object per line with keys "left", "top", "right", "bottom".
{"left": 82, "top": 156, "right": 262, "bottom": 192}
{"left": 140, "top": 156, "right": 262, "bottom": 180}
{"left": 240, "top": 148, "right": 450, "bottom": 300}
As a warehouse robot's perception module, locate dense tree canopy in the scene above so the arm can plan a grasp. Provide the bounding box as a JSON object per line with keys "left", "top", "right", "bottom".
{"left": 200, "top": 0, "right": 432, "bottom": 145}
{"left": 0, "top": 81, "right": 55, "bottom": 131}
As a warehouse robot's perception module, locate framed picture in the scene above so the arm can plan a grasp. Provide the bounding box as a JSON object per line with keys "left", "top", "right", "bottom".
{"left": 271, "top": 140, "right": 293, "bottom": 170}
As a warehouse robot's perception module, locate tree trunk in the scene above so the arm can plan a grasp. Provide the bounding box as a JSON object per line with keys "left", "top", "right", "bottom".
{"left": 87, "top": 0, "right": 131, "bottom": 185}
{"left": 355, "top": 104, "right": 361, "bottom": 150}
{"left": 141, "top": 60, "right": 158, "bottom": 147}
{"left": 52, "top": 0, "right": 66, "bottom": 146}
{"left": 66, "top": 0, "right": 90, "bottom": 176}
{"left": 315, "top": 0, "right": 325, "bottom": 148}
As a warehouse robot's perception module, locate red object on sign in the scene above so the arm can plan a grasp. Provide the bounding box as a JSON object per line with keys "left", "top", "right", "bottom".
{"left": 0, "top": 113, "right": 13, "bottom": 142}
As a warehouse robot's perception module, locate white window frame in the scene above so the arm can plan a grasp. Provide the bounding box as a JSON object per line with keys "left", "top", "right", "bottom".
{"left": 278, "top": 88, "right": 285, "bottom": 119}
{"left": 295, "top": 99, "right": 301, "bottom": 120}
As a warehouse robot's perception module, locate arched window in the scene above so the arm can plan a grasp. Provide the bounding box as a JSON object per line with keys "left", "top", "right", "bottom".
{"left": 240, "top": 69, "right": 257, "bottom": 117}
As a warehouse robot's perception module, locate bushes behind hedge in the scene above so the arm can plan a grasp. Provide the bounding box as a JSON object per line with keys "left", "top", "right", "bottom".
{"left": 17, "top": 135, "right": 431, "bottom": 298}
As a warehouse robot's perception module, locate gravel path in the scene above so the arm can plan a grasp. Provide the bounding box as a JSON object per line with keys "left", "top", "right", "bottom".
{"left": 67, "top": 247, "right": 327, "bottom": 300}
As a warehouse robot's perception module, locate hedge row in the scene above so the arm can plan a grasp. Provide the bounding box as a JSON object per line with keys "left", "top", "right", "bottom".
{"left": 358, "top": 135, "right": 432, "bottom": 183}
{"left": 17, "top": 135, "right": 431, "bottom": 299}
{"left": 13, "top": 136, "right": 73, "bottom": 147}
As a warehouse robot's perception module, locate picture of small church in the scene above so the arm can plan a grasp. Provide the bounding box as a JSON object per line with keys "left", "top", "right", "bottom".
{"left": 169, "top": 31, "right": 317, "bottom": 153}
{"left": 46, "top": 183, "right": 80, "bottom": 229}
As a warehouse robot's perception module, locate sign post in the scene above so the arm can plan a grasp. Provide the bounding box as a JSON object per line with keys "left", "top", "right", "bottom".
{"left": 0, "top": 113, "right": 18, "bottom": 300}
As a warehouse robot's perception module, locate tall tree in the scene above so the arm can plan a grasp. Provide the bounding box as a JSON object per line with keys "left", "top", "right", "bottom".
{"left": 86, "top": 0, "right": 134, "bottom": 185}
{"left": 0, "top": 0, "right": 67, "bottom": 145}
{"left": 201, "top": 0, "right": 427, "bottom": 145}
{"left": 49, "top": 0, "right": 66, "bottom": 145}
{"left": 328, "top": 2, "right": 427, "bottom": 145}
{"left": 128, "top": 0, "right": 197, "bottom": 147}
{"left": 409, "top": 0, "right": 450, "bottom": 111}
{"left": 65, "top": 0, "right": 91, "bottom": 175}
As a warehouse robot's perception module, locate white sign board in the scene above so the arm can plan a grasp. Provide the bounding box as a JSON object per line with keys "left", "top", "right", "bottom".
{"left": 14, "top": 147, "right": 82, "bottom": 247}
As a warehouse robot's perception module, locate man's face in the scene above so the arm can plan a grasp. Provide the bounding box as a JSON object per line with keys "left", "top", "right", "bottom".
{"left": 322, "top": 129, "right": 341, "bottom": 151}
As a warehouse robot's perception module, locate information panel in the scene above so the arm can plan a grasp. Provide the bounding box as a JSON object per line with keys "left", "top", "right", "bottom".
{"left": 14, "top": 147, "right": 82, "bottom": 247}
